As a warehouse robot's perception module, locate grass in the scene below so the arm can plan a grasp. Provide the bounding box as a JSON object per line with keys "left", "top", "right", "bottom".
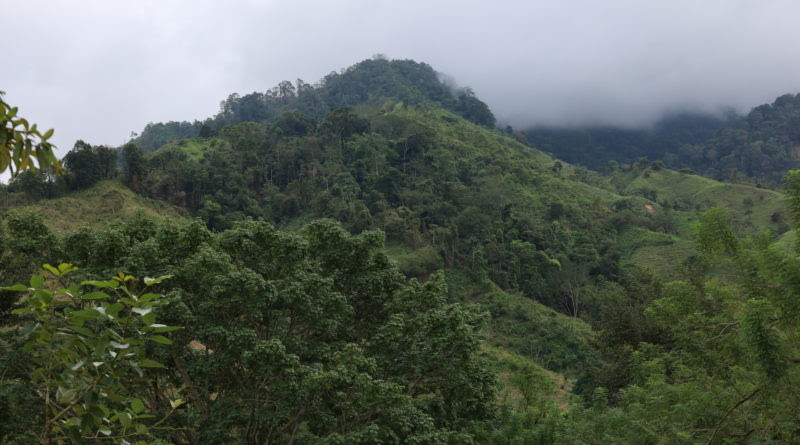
{"left": 18, "top": 180, "right": 184, "bottom": 233}
{"left": 620, "top": 168, "right": 787, "bottom": 237}
{"left": 610, "top": 168, "right": 789, "bottom": 279}
{"left": 481, "top": 344, "right": 573, "bottom": 411}
{"left": 150, "top": 137, "right": 225, "bottom": 161}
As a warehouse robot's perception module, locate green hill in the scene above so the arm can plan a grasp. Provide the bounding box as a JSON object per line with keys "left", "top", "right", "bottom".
{"left": 4, "top": 57, "right": 800, "bottom": 444}
{"left": 526, "top": 93, "right": 800, "bottom": 185}
{"left": 133, "top": 57, "right": 495, "bottom": 152}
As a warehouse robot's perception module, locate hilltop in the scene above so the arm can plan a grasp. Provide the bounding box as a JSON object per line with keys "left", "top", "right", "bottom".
{"left": 133, "top": 57, "right": 495, "bottom": 152}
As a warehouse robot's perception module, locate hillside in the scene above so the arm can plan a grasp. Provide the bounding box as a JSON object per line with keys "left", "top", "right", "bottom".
{"left": 3, "top": 57, "right": 800, "bottom": 443}
{"left": 13, "top": 180, "right": 183, "bottom": 233}
{"left": 606, "top": 165, "right": 788, "bottom": 278}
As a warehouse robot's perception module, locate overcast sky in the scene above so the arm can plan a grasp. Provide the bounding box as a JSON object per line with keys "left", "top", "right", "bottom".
{"left": 5, "top": 0, "right": 800, "bottom": 156}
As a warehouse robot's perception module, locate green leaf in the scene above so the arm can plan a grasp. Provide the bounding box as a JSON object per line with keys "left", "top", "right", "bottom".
{"left": 82, "top": 279, "right": 119, "bottom": 289}
{"left": 131, "top": 398, "right": 144, "bottom": 414}
{"left": 142, "top": 312, "right": 156, "bottom": 326}
{"left": 118, "top": 412, "right": 133, "bottom": 428}
{"left": 98, "top": 426, "right": 112, "bottom": 436}
{"left": 81, "top": 291, "right": 110, "bottom": 300}
{"left": 107, "top": 302, "right": 125, "bottom": 317}
{"left": 30, "top": 274, "right": 44, "bottom": 288}
{"left": 138, "top": 293, "right": 160, "bottom": 303}
{"left": 151, "top": 325, "right": 182, "bottom": 333}
{"left": 1, "top": 284, "right": 28, "bottom": 292}
{"left": 69, "top": 326, "right": 93, "bottom": 336}
{"left": 70, "top": 309, "right": 102, "bottom": 320}
{"left": 143, "top": 275, "right": 172, "bottom": 286}
{"left": 139, "top": 359, "right": 166, "bottom": 369}
{"left": 43, "top": 264, "right": 60, "bottom": 276}
{"left": 169, "top": 398, "right": 185, "bottom": 409}
{"left": 149, "top": 335, "right": 172, "bottom": 345}
{"left": 58, "top": 263, "right": 75, "bottom": 272}
{"left": 56, "top": 387, "right": 77, "bottom": 403}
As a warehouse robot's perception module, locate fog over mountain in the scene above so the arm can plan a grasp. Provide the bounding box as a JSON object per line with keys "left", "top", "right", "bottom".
{"left": 5, "top": 0, "right": 800, "bottom": 154}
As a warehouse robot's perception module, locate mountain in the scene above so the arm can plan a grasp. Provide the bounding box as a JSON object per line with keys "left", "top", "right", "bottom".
{"left": 132, "top": 57, "right": 495, "bottom": 152}
{"left": 526, "top": 93, "right": 800, "bottom": 186}
{"left": 3, "top": 58, "right": 800, "bottom": 443}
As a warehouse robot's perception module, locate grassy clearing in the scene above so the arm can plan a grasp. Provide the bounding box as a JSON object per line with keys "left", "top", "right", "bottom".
{"left": 612, "top": 168, "right": 789, "bottom": 278}
{"left": 481, "top": 344, "right": 573, "bottom": 411}
{"left": 150, "top": 137, "right": 223, "bottom": 161}
{"left": 17, "top": 180, "right": 183, "bottom": 233}
{"left": 621, "top": 168, "right": 787, "bottom": 236}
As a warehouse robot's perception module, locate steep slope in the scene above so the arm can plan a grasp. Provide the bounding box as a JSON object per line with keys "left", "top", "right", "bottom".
{"left": 606, "top": 165, "right": 787, "bottom": 278}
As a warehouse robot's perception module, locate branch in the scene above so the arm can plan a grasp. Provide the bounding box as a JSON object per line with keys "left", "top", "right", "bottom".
{"left": 706, "top": 385, "right": 761, "bottom": 445}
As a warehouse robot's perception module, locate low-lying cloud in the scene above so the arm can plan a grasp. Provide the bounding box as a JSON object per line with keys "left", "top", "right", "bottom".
{"left": 5, "top": 0, "right": 800, "bottom": 154}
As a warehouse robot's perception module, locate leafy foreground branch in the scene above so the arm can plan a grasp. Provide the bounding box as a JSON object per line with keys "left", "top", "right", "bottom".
{"left": 4, "top": 264, "right": 181, "bottom": 445}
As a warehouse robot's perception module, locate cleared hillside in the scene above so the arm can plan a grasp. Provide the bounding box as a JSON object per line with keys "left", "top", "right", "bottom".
{"left": 17, "top": 180, "right": 183, "bottom": 233}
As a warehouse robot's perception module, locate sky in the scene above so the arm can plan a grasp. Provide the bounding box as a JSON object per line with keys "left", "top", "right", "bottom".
{"left": 5, "top": 0, "right": 800, "bottom": 157}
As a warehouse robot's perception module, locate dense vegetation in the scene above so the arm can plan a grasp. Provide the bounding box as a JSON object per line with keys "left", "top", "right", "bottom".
{"left": 527, "top": 94, "right": 800, "bottom": 186}
{"left": 525, "top": 111, "right": 731, "bottom": 174}
{"left": 4, "top": 57, "right": 800, "bottom": 443}
{"left": 132, "top": 58, "right": 495, "bottom": 152}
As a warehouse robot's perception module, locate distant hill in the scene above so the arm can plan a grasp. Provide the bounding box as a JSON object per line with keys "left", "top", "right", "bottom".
{"left": 130, "top": 98, "right": 787, "bottom": 315}
{"left": 524, "top": 111, "right": 732, "bottom": 174}
{"left": 525, "top": 93, "right": 800, "bottom": 186}
{"left": 132, "top": 57, "right": 495, "bottom": 152}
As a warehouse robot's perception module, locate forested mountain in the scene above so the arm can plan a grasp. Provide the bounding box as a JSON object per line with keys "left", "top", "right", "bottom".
{"left": 132, "top": 57, "right": 495, "bottom": 152}
{"left": 525, "top": 111, "right": 731, "bottom": 173}
{"left": 3, "top": 58, "right": 800, "bottom": 443}
{"left": 527, "top": 93, "right": 800, "bottom": 186}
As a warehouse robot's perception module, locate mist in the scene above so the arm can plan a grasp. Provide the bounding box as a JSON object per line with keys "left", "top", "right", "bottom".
{"left": 5, "top": 0, "right": 800, "bottom": 155}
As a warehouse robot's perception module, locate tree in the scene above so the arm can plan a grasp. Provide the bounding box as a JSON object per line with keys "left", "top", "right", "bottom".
{"left": 320, "top": 107, "right": 370, "bottom": 155}
{"left": 40, "top": 216, "right": 497, "bottom": 443}
{"left": 63, "top": 140, "right": 103, "bottom": 190}
{"left": 122, "top": 143, "right": 146, "bottom": 191}
{"left": 0, "top": 91, "right": 61, "bottom": 178}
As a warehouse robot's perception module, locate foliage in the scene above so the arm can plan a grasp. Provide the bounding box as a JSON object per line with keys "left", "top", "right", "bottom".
{"left": 62, "top": 141, "right": 116, "bottom": 191}
{"left": 525, "top": 111, "right": 730, "bottom": 175}
{"left": 132, "top": 57, "right": 495, "bottom": 151}
{"left": 0, "top": 216, "right": 497, "bottom": 443}
{"left": 9, "top": 58, "right": 800, "bottom": 443}
{"left": 124, "top": 105, "right": 625, "bottom": 322}
{"left": 2, "top": 264, "right": 180, "bottom": 444}
{"left": 0, "top": 91, "right": 61, "bottom": 178}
